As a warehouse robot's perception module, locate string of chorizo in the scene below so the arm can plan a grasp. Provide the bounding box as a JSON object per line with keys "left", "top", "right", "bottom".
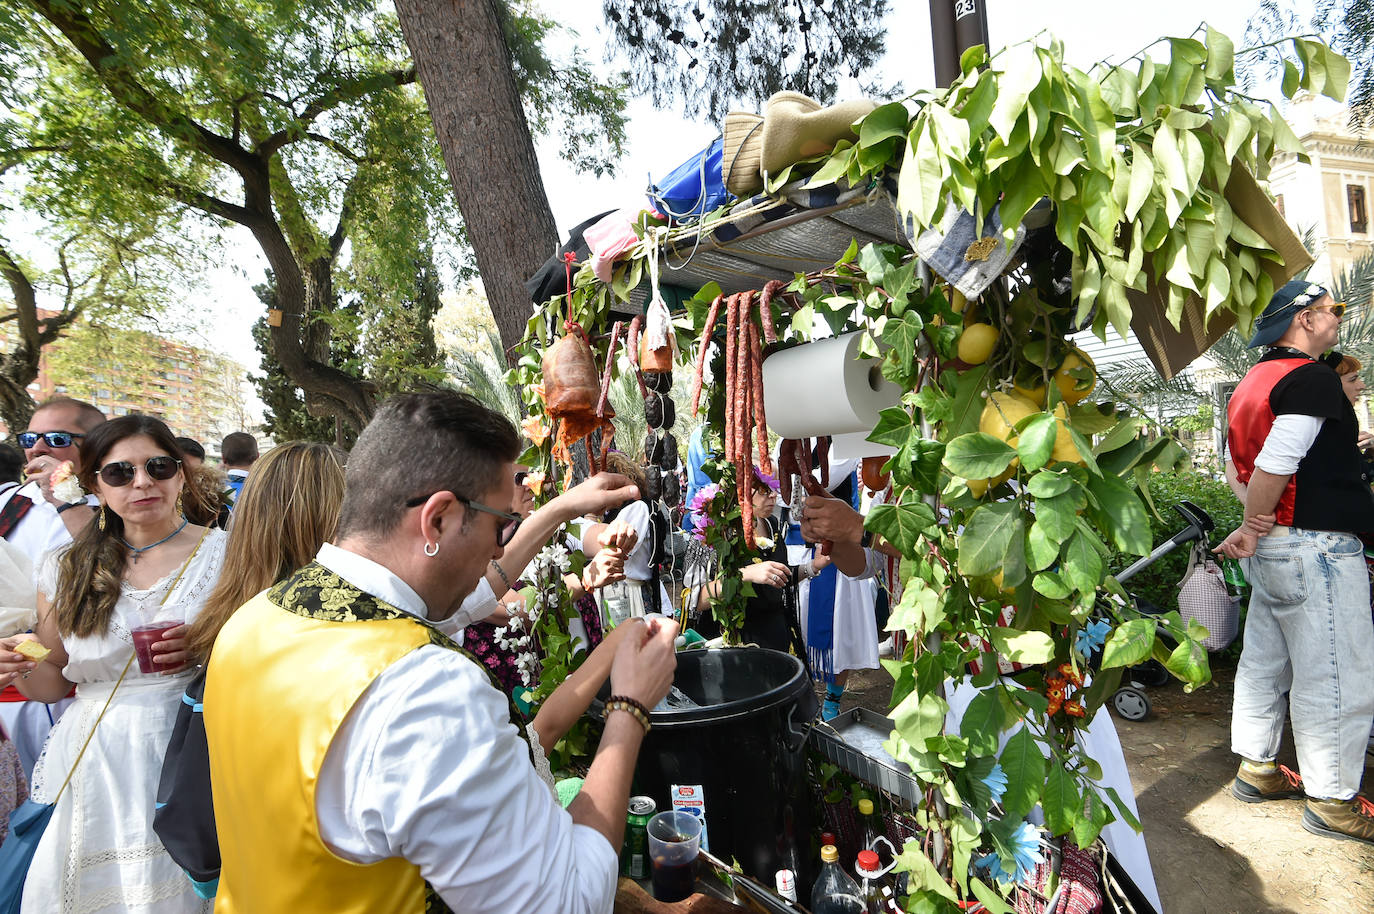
{"left": 724, "top": 292, "right": 739, "bottom": 462}
{"left": 758, "top": 279, "right": 783, "bottom": 345}
{"left": 595, "top": 320, "right": 622, "bottom": 419}
{"left": 690, "top": 294, "right": 725, "bottom": 417}
{"left": 748, "top": 317, "right": 771, "bottom": 475}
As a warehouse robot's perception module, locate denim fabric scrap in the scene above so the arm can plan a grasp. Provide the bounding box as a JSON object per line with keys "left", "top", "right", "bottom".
{"left": 911, "top": 203, "right": 1025, "bottom": 299}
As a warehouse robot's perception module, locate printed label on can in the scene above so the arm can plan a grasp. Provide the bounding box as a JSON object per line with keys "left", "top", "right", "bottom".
{"left": 670, "top": 784, "right": 709, "bottom": 852}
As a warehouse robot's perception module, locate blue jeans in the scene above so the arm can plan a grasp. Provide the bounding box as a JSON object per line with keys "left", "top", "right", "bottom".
{"left": 1231, "top": 528, "right": 1374, "bottom": 799}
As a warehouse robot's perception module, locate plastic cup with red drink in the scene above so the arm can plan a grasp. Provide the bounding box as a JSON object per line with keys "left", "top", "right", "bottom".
{"left": 131, "top": 620, "right": 182, "bottom": 673}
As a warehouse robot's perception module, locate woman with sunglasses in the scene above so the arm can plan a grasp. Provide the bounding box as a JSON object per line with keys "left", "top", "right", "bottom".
{"left": 0, "top": 415, "right": 226, "bottom": 913}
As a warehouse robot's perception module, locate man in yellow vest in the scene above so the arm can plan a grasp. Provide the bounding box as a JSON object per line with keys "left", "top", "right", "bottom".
{"left": 205, "top": 391, "right": 679, "bottom": 912}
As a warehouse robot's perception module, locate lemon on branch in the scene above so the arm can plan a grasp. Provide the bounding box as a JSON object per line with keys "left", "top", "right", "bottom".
{"left": 966, "top": 391, "right": 1039, "bottom": 497}
{"left": 1053, "top": 348, "right": 1096, "bottom": 406}
{"left": 957, "top": 322, "right": 999, "bottom": 365}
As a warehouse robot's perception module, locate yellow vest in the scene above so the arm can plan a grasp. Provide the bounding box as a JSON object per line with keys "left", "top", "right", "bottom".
{"left": 205, "top": 591, "right": 431, "bottom": 914}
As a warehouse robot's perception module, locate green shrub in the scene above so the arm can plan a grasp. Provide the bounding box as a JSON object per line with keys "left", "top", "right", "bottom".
{"left": 1114, "top": 469, "right": 1244, "bottom": 626}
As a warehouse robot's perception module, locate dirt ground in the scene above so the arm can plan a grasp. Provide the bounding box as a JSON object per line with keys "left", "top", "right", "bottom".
{"left": 840, "top": 666, "right": 1374, "bottom": 913}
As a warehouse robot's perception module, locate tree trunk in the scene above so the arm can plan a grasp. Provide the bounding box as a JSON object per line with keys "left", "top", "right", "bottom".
{"left": 0, "top": 241, "right": 78, "bottom": 436}
{"left": 393, "top": 0, "right": 560, "bottom": 358}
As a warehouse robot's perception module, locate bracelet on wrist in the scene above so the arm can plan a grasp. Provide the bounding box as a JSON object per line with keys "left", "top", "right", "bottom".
{"left": 56, "top": 501, "right": 90, "bottom": 515}
{"left": 605, "top": 694, "right": 652, "bottom": 734}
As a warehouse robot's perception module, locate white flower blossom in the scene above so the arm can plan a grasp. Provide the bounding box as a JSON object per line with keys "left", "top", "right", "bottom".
{"left": 756, "top": 536, "right": 775, "bottom": 551}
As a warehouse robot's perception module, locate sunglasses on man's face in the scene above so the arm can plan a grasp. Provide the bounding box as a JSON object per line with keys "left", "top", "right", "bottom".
{"left": 1308, "top": 302, "right": 1347, "bottom": 319}
{"left": 97, "top": 456, "right": 181, "bottom": 488}
{"left": 404, "top": 491, "right": 522, "bottom": 546}
{"left": 18, "top": 431, "right": 83, "bottom": 449}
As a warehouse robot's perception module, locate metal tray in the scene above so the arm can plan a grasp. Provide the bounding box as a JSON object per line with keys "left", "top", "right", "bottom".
{"left": 808, "top": 707, "right": 922, "bottom": 808}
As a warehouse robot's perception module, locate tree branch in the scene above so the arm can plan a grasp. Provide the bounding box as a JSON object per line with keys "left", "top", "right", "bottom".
{"left": 255, "top": 65, "right": 418, "bottom": 158}
{"left": 26, "top": 0, "right": 259, "bottom": 177}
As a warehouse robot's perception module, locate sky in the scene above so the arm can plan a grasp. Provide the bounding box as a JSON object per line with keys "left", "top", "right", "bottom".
{"left": 188, "top": 0, "right": 1270, "bottom": 371}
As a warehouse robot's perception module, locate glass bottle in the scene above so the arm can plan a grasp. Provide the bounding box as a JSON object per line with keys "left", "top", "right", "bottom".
{"left": 812, "top": 844, "right": 864, "bottom": 914}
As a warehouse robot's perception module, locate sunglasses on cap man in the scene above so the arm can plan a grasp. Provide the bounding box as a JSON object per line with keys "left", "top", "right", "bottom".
{"left": 18, "top": 431, "right": 83, "bottom": 449}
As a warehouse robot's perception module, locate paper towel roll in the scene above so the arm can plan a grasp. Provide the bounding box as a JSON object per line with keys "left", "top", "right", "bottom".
{"left": 762, "top": 332, "right": 901, "bottom": 455}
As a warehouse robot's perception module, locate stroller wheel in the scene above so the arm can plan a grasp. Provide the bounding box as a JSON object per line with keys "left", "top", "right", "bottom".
{"left": 1133, "top": 660, "right": 1170, "bottom": 687}
{"left": 1112, "top": 686, "right": 1151, "bottom": 721}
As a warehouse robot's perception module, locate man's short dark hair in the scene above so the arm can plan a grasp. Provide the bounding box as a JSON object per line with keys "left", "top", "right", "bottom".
{"left": 33, "top": 397, "right": 106, "bottom": 432}
{"left": 0, "top": 442, "right": 22, "bottom": 484}
{"left": 221, "top": 432, "right": 259, "bottom": 466}
{"left": 175, "top": 436, "right": 206, "bottom": 461}
{"left": 336, "top": 391, "right": 521, "bottom": 541}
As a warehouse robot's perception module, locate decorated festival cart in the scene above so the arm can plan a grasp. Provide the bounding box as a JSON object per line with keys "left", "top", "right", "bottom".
{"left": 506, "top": 28, "right": 1345, "bottom": 914}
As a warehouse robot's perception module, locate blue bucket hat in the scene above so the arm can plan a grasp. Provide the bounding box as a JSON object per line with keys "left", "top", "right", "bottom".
{"left": 1246, "top": 280, "right": 1333, "bottom": 348}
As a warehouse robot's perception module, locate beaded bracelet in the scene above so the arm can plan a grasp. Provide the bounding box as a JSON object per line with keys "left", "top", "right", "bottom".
{"left": 605, "top": 695, "right": 652, "bottom": 734}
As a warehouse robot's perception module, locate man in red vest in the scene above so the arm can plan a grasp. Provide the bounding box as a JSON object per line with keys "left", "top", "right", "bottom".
{"left": 1218, "top": 279, "right": 1374, "bottom": 845}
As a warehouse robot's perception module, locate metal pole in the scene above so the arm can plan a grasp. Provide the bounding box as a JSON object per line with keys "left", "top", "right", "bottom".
{"left": 928, "top": 0, "right": 960, "bottom": 88}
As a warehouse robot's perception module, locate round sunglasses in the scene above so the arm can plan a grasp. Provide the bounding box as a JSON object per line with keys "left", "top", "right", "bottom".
{"left": 18, "top": 430, "right": 83, "bottom": 449}
{"left": 97, "top": 456, "right": 182, "bottom": 488}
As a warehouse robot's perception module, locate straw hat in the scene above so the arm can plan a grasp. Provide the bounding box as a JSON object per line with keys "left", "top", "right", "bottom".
{"left": 722, "top": 110, "right": 765, "bottom": 197}
{"left": 721, "top": 92, "right": 877, "bottom": 198}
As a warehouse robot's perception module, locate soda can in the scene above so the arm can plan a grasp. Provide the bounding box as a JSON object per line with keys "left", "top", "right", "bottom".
{"left": 621, "top": 796, "right": 655, "bottom": 879}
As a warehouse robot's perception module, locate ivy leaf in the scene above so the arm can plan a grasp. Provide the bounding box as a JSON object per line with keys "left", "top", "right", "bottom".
{"left": 905, "top": 438, "right": 946, "bottom": 495}
{"left": 958, "top": 501, "right": 1023, "bottom": 576}
{"left": 990, "top": 628, "right": 1055, "bottom": 664}
{"left": 869, "top": 406, "right": 916, "bottom": 448}
{"left": 960, "top": 689, "right": 1007, "bottom": 755}
{"left": 1101, "top": 618, "right": 1157, "bottom": 669}
{"left": 881, "top": 309, "right": 924, "bottom": 370}
{"left": 883, "top": 658, "right": 916, "bottom": 708}
{"left": 944, "top": 432, "right": 1017, "bottom": 479}
{"left": 1016, "top": 413, "right": 1059, "bottom": 472}
{"left": 999, "top": 727, "right": 1045, "bottom": 819}
{"left": 1085, "top": 472, "right": 1152, "bottom": 556}
{"left": 1042, "top": 764, "right": 1080, "bottom": 836}
{"left": 868, "top": 499, "right": 937, "bottom": 555}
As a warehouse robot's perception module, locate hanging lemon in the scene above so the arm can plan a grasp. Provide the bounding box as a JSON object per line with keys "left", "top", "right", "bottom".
{"left": 957, "top": 322, "right": 999, "bottom": 365}
{"left": 1053, "top": 349, "right": 1096, "bottom": 406}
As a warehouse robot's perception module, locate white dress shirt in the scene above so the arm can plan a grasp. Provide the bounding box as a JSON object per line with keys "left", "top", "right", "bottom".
{"left": 311, "top": 543, "right": 618, "bottom": 914}
{"left": 0, "top": 481, "right": 72, "bottom": 568}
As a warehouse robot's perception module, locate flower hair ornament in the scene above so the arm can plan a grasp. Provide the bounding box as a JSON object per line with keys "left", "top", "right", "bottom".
{"left": 752, "top": 466, "right": 780, "bottom": 493}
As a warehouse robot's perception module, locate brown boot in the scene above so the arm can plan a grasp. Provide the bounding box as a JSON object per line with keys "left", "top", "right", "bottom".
{"left": 1232, "top": 763, "right": 1304, "bottom": 803}
{"left": 1302, "top": 796, "right": 1374, "bottom": 846}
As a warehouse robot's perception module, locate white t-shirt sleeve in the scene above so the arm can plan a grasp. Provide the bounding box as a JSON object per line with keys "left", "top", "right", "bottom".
{"left": 1253, "top": 414, "right": 1324, "bottom": 476}
{"left": 317, "top": 647, "right": 617, "bottom": 914}
{"left": 615, "top": 500, "right": 654, "bottom": 581}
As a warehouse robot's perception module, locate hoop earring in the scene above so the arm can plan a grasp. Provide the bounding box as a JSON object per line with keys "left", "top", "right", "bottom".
{"left": 423, "top": 541, "right": 439, "bottom": 557}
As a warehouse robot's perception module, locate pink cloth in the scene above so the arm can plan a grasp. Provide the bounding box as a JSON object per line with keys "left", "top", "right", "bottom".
{"left": 585, "top": 209, "right": 641, "bottom": 283}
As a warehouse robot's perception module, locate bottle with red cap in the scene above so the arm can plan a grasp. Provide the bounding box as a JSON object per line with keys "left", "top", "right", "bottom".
{"left": 855, "top": 850, "right": 901, "bottom": 914}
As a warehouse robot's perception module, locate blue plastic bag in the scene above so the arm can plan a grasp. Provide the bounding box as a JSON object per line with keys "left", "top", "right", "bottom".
{"left": 647, "top": 136, "right": 728, "bottom": 222}
{"left": 0, "top": 799, "right": 56, "bottom": 913}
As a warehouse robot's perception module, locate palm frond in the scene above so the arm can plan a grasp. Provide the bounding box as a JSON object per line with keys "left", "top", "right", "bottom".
{"left": 450, "top": 329, "right": 523, "bottom": 429}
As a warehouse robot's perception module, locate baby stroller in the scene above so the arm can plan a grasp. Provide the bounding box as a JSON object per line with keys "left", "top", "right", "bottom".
{"left": 1108, "top": 500, "right": 1220, "bottom": 721}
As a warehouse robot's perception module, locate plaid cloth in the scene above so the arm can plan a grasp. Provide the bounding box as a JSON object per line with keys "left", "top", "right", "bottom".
{"left": 1013, "top": 843, "right": 1102, "bottom": 914}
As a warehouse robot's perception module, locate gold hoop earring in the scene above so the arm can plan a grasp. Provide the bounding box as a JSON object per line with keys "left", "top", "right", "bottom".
{"left": 423, "top": 541, "right": 439, "bottom": 557}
